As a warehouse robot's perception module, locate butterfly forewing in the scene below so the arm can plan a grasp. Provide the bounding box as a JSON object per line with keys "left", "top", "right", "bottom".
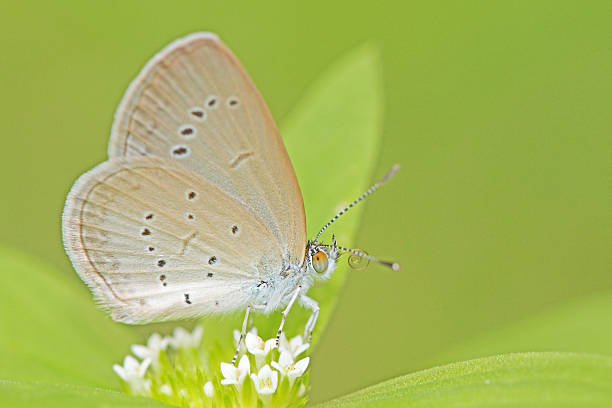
{"left": 109, "top": 32, "right": 305, "bottom": 264}
{"left": 63, "top": 33, "right": 306, "bottom": 323}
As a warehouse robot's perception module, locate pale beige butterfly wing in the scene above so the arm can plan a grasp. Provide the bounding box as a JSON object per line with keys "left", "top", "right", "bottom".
{"left": 62, "top": 33, "right": 306, "bottom": 323}
{"left": 109, "top": 32, "right": 305, "bottom": 264}
{"left": 63, "top": 157, "right": 285, "bottom": 323}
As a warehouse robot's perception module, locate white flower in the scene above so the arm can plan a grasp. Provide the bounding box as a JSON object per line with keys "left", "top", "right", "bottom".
{"left": 271, "top": 352, "right": 309, "bottom": 385}
{"left": 167, "top": 325, "right": 203, "bottom": 349}
{"left": 250, "top": 364, "right": 278, "bottom": 395}
{"left": 245, "top": 332, "right": 277, "bottom": 368}
{"left": 113, "top": 355, "right": 151, "bottom": 395}
{"left": 278, "top": 333, "right": 309, "bottom": 359}
{"left": 298, "top": 383, "right": 306, "bottom": 397}
{"left": 203, "top": 381, "right": 214, "bottom": 398}
{"left": 220, "top": 354, "right": 250, "bottom": 386}
{"left": 131, "top": 333, "right": 168, "bottom": 363}
{"left": 245, "top": 332, "right": 276, "bottom": 360}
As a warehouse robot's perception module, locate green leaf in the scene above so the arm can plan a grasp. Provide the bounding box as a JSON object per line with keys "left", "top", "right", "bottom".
{"left": 282, "top": 42, "right": 383, "bottom": 345}
{"left": 428, "top": 291, "right": 612, "bottom": 368}
{"left": 198, "top": 43, "right": 384, "bottom": 345}
{"left": 0, "top": 380, "right": 172, "bottom": 408}
{"left": 0, "top": 246, "right": 139, "bottom": 389}
{"left": 317, "top": 352, "right": 612, "bottom": 407}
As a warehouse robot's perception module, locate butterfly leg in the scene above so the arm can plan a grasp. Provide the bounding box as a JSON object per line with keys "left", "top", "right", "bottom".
{"left": 301, "top": 295, "right": 320, "bottom": 343}
{"left": 232, "top": 304, "right": 266, "bottom": 365}
{"left": 232, "top": 305, "right": 252, "bottom": 365}
{"left": 276, "top": 285, "right": 302, "bottom": 346}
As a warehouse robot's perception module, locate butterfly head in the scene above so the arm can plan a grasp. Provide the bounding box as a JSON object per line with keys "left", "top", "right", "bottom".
{"left": 305, "top": 236, "right": 339, "bottom": 281}
{"left": 306, "top": 164, "right": 402, "bottom": 276}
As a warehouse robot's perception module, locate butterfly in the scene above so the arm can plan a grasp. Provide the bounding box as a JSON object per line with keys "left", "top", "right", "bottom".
{"left": 62, "top": 32, "right": 399, "bottom": 363}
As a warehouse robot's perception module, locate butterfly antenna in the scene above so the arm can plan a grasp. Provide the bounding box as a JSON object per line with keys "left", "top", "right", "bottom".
{"left": 314, "top": 164, "right": 400, "bottom": 243}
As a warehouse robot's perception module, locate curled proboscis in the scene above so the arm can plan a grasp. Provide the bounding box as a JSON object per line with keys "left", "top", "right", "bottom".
{"left": 348, "top": 249, "right": 370, "bottom": 271}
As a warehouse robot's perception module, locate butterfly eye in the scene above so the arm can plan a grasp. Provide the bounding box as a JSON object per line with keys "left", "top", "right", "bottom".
{"left": 312, "top": 251, "right": 328, "bottom": 274}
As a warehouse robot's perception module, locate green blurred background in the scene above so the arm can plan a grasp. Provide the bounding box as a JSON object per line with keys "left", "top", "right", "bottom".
{"left": 0, "top": 0, "right": 609, "bottom": 404}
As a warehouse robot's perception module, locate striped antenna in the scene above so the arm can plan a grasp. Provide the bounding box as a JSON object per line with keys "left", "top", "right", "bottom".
{"left": 314, "top": 164, "right": 400, "bottom": 243}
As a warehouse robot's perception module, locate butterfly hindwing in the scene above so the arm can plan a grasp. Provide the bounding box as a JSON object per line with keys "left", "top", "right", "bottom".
{"left": 62, "top": 157, "right": 284, "bottom": 323}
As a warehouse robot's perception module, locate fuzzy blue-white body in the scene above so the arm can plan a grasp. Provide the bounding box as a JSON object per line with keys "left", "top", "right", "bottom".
{"left": 246, "top": 241, "right": 338, "bottom": 315}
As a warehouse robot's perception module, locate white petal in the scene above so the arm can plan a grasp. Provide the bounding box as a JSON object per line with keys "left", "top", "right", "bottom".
{"left": 269, "top": 369, "right": 279, "bottom": 392}
{"left": 293, "top": 357, "right": 310, "bottom": 376}
{"left": 221, "top": 379, "right": 238, "bottom": 386}
{"left": 138, "top": 358, "right": 152, "bottom": 377}
{"left": 293, "top": 343, "right": 310, "bottom": 358}
{"left": 264, "top": 338, "right": 277, "bottom": 354}
{"left": 162, "top": 335, "right": 173, "bottom": 349}
{"left": 124, "top": 355, "right": 140, "bottom": 371}
{"left": 169, "top": 327, "right": 189, "bottom": 348}
{"left": 278, "top": 332, "right": 290, "bottom": 353}
{"left": 203, "top": 381, "right": 214, "bottom": 397}
{"left": 220, "top": 362, "right": 238, "bottom": 380}
{"left": 245, "top": 332, "right": 264, "bottom": 354}
{"left": 289, "top": 335, "right": 304, "bottom": 349}
{"left": 131, "top": 344, "right": 150, "bottom": 360}
{"left": 250, "top": 373, "right": 260, "bottom": 392}
{"left": 270, "top": 361, "right": 283, "bottom": 374}
{"left": 237, "top": 355, "right": 250, "bottom": 384}
{"left": 257, "top": 386, "right": 275, "bottom": 395}
{"left": 238, "top": 355, "right": 251, "bottom": 376}
{"left": 259, "top": 364, "right": 275, "bottom": 379}
{"left": 112, "top": 364, "right": 126, "bottom": 381}
{"left": 148, "top": 333, "right": 167, "bottom": 350}
{"left": 278, "top": 351, "right": 294, "bottom": 367}
{"left": 173, "top": 327, "right": 189, "bottom": 339}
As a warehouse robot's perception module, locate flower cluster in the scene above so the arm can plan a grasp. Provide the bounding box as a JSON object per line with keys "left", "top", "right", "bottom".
{"left": 220, "top": 329, "right": 310, "bottom": 406}
{"left": 113, "top": 325, "right": 310, "bottom": 408}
